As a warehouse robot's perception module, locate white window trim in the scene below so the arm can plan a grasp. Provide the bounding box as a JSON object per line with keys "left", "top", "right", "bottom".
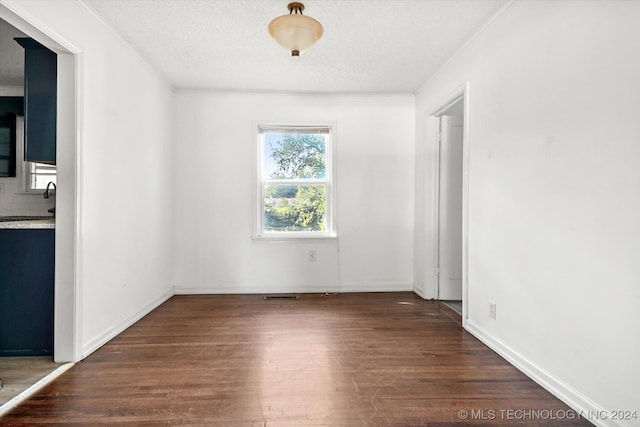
{"left": 253, "top": 123, "right": 337, "bottom": 241}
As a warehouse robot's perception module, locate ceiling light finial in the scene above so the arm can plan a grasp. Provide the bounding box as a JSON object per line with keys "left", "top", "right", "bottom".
{"left": 268, "top": 2, "right": 323, "bottom": 57}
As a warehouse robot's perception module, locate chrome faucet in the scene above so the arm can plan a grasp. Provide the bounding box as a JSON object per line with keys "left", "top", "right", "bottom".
{"left": 44, "top": 181, "right": 56, "bottom": 198}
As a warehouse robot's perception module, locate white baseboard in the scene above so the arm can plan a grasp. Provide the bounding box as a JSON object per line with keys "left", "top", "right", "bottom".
{"left": 174, "top": 282, "right": 413, "bottom": 295}
{"left": 412, "top": 285, "right": 429, "bottom": 300}
{"left": 81, "top": 288, "right": 174, "bottom": 358}
{"left": 464, "top": 320, "right": 624, "bottom": 427}
{"left": 334, "top": 282, "right": 413, "bottom": 293}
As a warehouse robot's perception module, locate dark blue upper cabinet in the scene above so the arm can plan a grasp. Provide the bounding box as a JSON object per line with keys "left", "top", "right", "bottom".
{"left": 0, "top": 97, "right": 23, "bottom": 177}
{"left": 0, "top": 112, "right": 17, "bottom": 177}
{"left": 15, "top": 38, "right": 57, "bottom": 165}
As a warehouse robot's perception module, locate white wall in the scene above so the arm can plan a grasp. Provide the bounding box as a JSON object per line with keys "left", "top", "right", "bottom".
{"left": 0, "top": 0, "right": 175, "bottom": 358}
{"left": 0, "top": 179, "right": 54, "bottom": 216}
{"left": 173, "top": 91, "right": 414, "bottom": 294}
{"left": 415, "top": 1, "right": 640, "bottom": 424}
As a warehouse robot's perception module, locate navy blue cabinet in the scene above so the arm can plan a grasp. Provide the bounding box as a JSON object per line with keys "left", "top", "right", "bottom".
{"left": 0, "top": 97, "right": 24, "bottom": 177}
{"left": 15, "top": 38, "right": 57, "bottom": 164}
{"left": 0, "top": 229, "right": 55, "bottom": 356}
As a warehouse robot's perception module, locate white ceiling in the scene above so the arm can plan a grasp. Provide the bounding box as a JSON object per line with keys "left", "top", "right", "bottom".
{"left": 82, "top": 0, "right": 509, "bottom": 93}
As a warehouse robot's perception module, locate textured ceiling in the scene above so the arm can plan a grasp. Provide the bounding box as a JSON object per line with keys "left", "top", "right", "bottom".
{"left": 82, "top": 0, "right": 509, "bottom": 93}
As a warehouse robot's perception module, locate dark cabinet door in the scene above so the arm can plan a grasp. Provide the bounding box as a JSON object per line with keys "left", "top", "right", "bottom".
{"left": 15, "top": 38, "right": 57, "bottom": 164}
{"left": 0, "top": 97, "right": 24, "bottom": 177}
{"left": 0, "top": 113, "right": 17, "bottom": 177}
{"left": 0, "top": 229, "right": 55, "bottom": 356}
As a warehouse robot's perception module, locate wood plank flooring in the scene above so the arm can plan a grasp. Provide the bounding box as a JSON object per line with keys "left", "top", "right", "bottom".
{"left": 0, "top": 293, "right": 593, "bottom": 426}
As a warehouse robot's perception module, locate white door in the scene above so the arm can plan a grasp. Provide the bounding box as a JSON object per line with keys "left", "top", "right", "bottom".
{"left": 438, "top": 115, "right": 463, "bottom": 300}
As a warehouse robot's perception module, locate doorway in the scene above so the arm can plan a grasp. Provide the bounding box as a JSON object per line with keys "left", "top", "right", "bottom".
{"left": 427, "top": 84, "right": 469, "bottom": 323}
{"left": 0, "top": 0, "right": 80, "bottom": 387}
{"left": 437, "top": 110, "right": 463, "bottom": 303}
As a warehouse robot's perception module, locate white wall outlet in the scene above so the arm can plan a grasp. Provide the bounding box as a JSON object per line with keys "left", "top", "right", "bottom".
{"left": 308, "top": 250, "right": 317, "bottom": 262}
{"left": 489, "top": 302, "right": 497, "bottom": 320}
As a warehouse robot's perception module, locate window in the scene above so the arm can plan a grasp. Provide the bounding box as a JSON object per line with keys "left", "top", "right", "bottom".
{"left": 15, "top": 116, "right": 56, "bottom": 193}
{"left": 256, "top": 125, "right": 334, "bottom": 238}
{"left": 26, "top": 161, "right": 56, "bottom": 191}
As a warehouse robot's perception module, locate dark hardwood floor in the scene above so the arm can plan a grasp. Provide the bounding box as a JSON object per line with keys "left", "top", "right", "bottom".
{"left": 1, "top": 293, "right": 592, "bottom": 426}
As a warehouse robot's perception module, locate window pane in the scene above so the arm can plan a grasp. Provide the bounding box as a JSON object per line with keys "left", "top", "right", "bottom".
{"left": 28, "top": 162, "right": 57, "bottom": 190}
{"left": 264, "top": 184, "right": 326, "bottom": 232}
{"left": 0, "top": 127, "right": 10, "bottom": 155}
{"left": 33, "top": 163, "right": 56, "bottom": 173}
{"left": 32, "top": 174, "right": 55, "bottom": 190}
{"left": 263, "top": 133, "right": 326, "bottom": 179}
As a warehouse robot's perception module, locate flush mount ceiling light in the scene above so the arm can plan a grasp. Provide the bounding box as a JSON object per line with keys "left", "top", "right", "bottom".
{"left": 268, "top": 2, "right": 323, "bottom": 57}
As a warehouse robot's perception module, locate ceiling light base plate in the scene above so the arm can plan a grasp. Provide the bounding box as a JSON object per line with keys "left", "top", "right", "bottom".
{"left": 288, "top": 2, "right": 305, "bottom": 14}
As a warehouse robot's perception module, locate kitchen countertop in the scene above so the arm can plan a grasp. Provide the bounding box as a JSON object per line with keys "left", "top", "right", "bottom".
{"left": 0, "top": 216, "right": 56, "bottom": 229}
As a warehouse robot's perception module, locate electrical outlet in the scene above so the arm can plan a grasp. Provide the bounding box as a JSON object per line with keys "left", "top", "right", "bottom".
{"left": 0, "top": 183, "right": 5, "bottom": 194}
{"left": 308, "top": 250, "right": 317, "bottom": 262}
{"left": 489, "top": 302, "right": 497, "bottom": 320}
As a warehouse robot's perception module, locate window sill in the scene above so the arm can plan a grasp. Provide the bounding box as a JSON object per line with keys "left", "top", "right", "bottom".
{"left": 252, "top": 234, "right": 338, "bottom": 243}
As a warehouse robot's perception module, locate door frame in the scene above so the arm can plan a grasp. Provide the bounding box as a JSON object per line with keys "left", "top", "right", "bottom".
{"left": 0, "top": 2, "right": 83, "bottom": 362}
{"left": 426, "top": 82, "right": 470, "bottom": 325}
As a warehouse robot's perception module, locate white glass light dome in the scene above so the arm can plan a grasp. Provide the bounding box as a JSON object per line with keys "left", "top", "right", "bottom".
{"left": 268, "top": 2, "right": 323, "bottom": 57}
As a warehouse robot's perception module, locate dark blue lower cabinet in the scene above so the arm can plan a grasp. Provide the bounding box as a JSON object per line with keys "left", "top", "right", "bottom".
{"left": 0, "top": 229, "right": 54, "bottom": 356}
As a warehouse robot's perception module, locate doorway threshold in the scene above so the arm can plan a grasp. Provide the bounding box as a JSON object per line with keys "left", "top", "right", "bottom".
{"left": 0, "top": 358, "right": 74, "bottom": 417}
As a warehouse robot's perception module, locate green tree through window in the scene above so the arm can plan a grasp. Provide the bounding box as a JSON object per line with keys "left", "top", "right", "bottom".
{"left": 261, "top": 130, "right": 331, "bottom": 234}
{"left": 269, "top": 134, "right": 325, "bottom": 179}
